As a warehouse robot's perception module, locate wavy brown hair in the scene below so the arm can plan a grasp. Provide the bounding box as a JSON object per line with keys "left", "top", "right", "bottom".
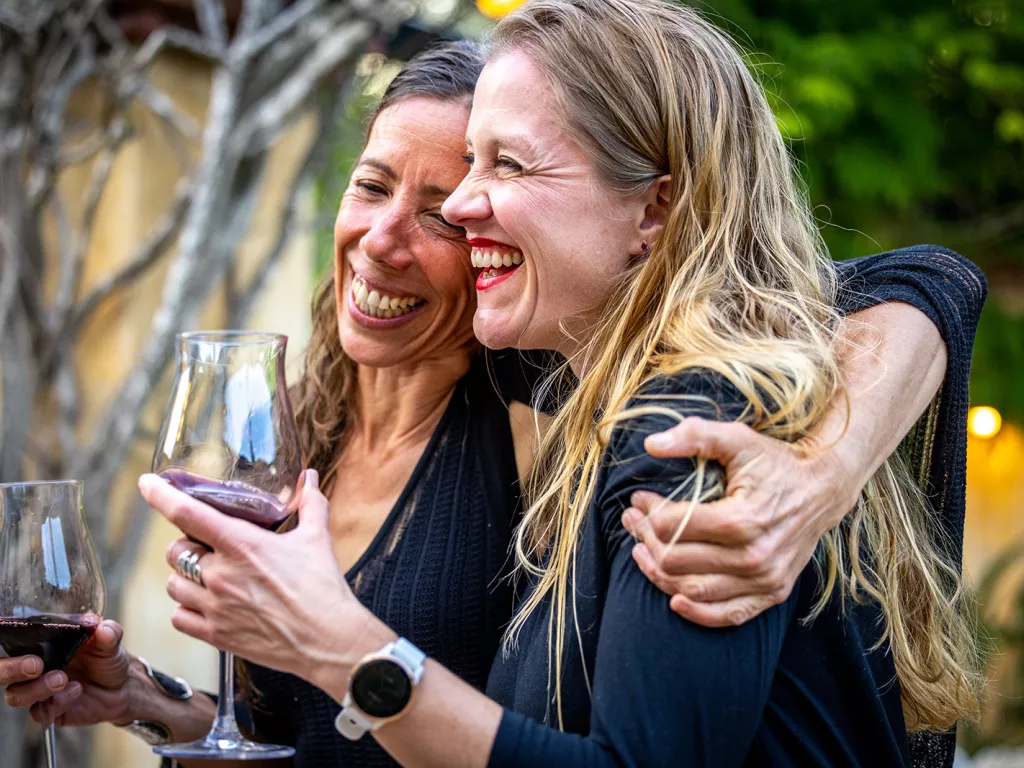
{"left": 290, "top": 41, "right": 485, "bottom": 490}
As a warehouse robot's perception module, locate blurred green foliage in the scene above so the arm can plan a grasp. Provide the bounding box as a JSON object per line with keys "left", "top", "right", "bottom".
{"left": 693, "top": 0, "right": 1024, "bottom": 420}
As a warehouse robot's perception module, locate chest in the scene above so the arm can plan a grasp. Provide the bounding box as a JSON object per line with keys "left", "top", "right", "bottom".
{"left": 327, "top": 441, "right": 430, "bottom": 573}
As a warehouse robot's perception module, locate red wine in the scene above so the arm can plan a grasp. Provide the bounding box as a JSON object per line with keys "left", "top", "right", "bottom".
{"left": 158, "top": 469, "right": 293, "bottom": 531}
{"left": 0, "top": 615, "right": 97, "bottom": 672}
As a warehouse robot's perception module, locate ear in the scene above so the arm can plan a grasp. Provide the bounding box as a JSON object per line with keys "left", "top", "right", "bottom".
{"left": 632, "top": 175, "right": 672, "bottom": 253}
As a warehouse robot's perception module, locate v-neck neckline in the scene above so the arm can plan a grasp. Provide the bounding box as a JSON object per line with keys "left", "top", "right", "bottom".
{"left": 341, "top": 377, "right": 465, "bottom": 581}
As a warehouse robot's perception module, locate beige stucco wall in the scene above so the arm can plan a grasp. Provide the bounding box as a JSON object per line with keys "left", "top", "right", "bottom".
{"left": 49, "top": 50, "right": 314, "bottom": 766}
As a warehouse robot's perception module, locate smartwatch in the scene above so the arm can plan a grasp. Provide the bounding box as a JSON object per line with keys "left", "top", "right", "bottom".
{"left": 335, "top": 638, "right": 426, "bottom": 740}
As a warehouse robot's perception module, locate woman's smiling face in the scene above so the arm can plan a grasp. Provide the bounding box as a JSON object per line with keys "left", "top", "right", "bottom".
{"left": 442, "top": 51, "right": 647, "bottom": 354}
{"left": 335, "top": 97, "right": 477, "bottom": 368}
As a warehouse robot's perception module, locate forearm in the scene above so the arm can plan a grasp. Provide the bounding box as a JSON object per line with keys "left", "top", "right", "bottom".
{"left": 311, "top": 612, "right": 501, "bottom": 768}
{"left": 814, "top": 301, "right": 947, "bottom": 519}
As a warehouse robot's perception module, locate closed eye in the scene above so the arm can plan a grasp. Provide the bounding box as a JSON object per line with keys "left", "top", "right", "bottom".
{"left": 496, "top": 156, "right": 523, "bottom": 172}
{"left": 356, "top": 181, "right": 388, "bottom": 196}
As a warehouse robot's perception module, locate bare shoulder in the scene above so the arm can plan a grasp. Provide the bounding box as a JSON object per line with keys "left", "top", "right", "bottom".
{"left": 508, "top": 401, "right": 553, "bottom": 484}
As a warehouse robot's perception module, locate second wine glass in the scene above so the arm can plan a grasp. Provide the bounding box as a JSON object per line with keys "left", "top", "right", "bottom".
{"left": 151, "top": 331, "right": 303, "bottom": 760}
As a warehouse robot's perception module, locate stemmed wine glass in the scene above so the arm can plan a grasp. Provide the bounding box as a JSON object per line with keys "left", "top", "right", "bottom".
{"left": 150, "top": 331, "right": 303, "bottom": 760}
{"left": 0, "top": 480, "right": 106, "bottom": 768}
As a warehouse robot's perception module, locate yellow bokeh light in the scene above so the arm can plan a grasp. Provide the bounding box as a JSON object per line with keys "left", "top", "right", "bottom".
{"left": 477, "top": 0, "right": 527, "bottom": 18}
{"left": 968, "top": 406, "right": 1002, "bottom": 439}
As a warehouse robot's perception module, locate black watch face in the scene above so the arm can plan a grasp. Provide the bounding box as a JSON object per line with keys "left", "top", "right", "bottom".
{"left": 351, "top": 659, "right": 413, "bottom": 718}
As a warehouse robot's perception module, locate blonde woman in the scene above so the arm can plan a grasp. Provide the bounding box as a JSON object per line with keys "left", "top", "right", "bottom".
{"left": 138, "top": 4, "right": 983, "bottom": 767}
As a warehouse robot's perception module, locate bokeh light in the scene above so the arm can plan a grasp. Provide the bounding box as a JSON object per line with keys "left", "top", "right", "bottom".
{"left": 968, "top": 406, "right": 1003, "bottom": 439}
{"left": 477, "top": 0, "right": 527, "bottom": 19}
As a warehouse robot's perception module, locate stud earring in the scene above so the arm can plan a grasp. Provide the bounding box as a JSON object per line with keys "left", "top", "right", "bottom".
{"left": 640, "top": 240, "right": 648, "bottom": 252}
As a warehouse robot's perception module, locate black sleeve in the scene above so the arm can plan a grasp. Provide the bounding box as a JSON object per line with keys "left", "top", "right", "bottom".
{"left": 488, "top": 373, "right": 799, "bottom": 768}
{"left": 833, "top": 244, "right": 987, "bottom": 341}
{"left": 484, "top": 348, "right": 571, "bottom": 413}
{"left": 834, "top": 245, "right": 987, "bottom": 565}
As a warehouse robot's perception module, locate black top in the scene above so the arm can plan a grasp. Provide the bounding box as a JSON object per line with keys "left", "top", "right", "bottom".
{"left": 244, "top": 358, "right": 521, "bottom": 767}
{"left": 487, "top": 372, "right": 908, "bottom": 767}
{"left": 233, "top": 246, "right": 983, "bottom": 768}
{"left": 487, "top": 246, "right": 986, "bottom": 768}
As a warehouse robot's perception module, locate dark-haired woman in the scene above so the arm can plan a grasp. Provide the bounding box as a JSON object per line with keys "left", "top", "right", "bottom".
{"left": 3, "top": 37, "right": 982, "bottom": 768}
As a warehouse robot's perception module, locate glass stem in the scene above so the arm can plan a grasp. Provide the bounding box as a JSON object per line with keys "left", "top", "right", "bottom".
{"left": 207, "top": 651, "right": 242, "bottom": 745}
{"left": 44, "top": 722, "right": 57, "bottom": 768}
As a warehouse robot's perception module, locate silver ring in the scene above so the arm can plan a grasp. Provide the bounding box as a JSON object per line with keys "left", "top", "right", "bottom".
{"left": 175, "top": 549, "right": 204, "bottom": 587}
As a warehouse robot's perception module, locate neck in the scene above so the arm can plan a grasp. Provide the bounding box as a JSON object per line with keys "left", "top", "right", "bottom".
{"left": 351, "top": 348, "right": 474, "bottom": 453}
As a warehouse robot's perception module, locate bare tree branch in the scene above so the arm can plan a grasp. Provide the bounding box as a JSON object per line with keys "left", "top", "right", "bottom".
{"left": 236, "top": 0, "right": 323, "bottom": 62}
{"left": 135, "top": 81, "right": 201, "bottom": 141}
{"left": 235, "top": 18, "right": 374, "bottom": 155}
{"left": 194, "top": 0, "right": 230, "bottom": 55}
{"left": 134, "top": 25, "right": 223, "bottom": 70}
{"left": 233, "top": 85, "right": 344, "bottom": 324}
{"left": 51, "top": 116, "right": 129, "bottom": 336}
{"left": 67, "top": 178, "right": 192, "bottom": 338}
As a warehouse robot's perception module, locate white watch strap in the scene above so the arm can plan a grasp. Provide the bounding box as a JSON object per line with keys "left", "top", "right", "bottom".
{"left": 334, "top": 638, "right": 426, "bottom": 740}
{"left": 391, "top": 638, "right": 426, "bottom": 684}
{"left": 336, "top": 693, "right": 374, "bottom": 740}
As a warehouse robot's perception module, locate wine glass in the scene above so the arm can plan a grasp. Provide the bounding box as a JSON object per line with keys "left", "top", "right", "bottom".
{"left": 150, "top": 331, "right": 302, "bottom": 760}
{"left": 0, "top": 480, "right": 106, "bottom": 768}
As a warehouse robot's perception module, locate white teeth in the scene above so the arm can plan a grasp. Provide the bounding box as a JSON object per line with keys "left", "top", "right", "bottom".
{"left": 350, "top": 274, "right": 424, "bottom": 319}
{"left": 470, "top": 248, "right": 524, "bottom": 269}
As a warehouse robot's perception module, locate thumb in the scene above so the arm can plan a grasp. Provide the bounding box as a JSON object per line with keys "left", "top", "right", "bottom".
{"left": 90, "top": 621, "right": 124, "bottom": 656}
{"left": 297, "top": 469, "right": 330, "bottom": 530}
{"left": 644, "top": 417, "right": 758, "bottom": 467}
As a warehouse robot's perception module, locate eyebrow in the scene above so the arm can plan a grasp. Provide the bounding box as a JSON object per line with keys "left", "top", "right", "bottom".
{"left": 463, "top": 134, "right": 537, "bottom": 157}
{"left": 355, "top": 158, "right": 396, "bottom": 178}
{"left": 356, "top": 157, "right": 452, "bottom": 198}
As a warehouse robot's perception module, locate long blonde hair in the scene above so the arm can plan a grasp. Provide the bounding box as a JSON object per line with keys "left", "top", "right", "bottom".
{"left": 494, "top": 0, "right": 982, "bottom": 733}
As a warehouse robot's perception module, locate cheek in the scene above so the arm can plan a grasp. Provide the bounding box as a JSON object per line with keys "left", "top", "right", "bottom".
{"left": 423, "top": 252, "right": 475, "bottom": 308}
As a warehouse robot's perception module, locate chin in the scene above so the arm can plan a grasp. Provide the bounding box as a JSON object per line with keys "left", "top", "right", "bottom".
{"left": 339, "top": 327, "right": 398, "bottom": 369}
{"left": 473, "top": 310, "right": 519, "bottom": 350}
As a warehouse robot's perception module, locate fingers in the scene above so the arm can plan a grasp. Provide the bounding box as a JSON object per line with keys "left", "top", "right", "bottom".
{"left": 644, "top": 417, "right": 761, "bottom": 464}
{"left": 165, "top": 538, "right": 213, "bottom": 574}
{"left": 166, "top": 573, "right": 214, "bottom": 616}
{"left": 4, "top": 671, "right": 69, "bottom": 708}
{"left": 0, "top": 656, "right": 43, "bottom": 687}
{"left": 669, "top": 593, "right": 781, "bottom": 629}
{"left": 624, "top": 493, "right": 756, "bottom": 546}
{"left": 139, "top": 474, "right": 248, "bottom": 552}
{"left": 296, "top": 468, "right": 330, "bottom": 531}
{"left": 169, "top": 606, "right": 212, "bottom": 646}
{"left": 89, "top": 620, "right": 124, "bottom": 656}
{"left": 29, "top": 682, "right": 82, "bottom": 726}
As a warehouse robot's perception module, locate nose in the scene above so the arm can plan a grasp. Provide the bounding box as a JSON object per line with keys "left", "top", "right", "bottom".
{"left": 361, "top": 203, "right": 414, "bottom": 270}
{"left": 442, "top": 173, "right": 491, "bottom": 229}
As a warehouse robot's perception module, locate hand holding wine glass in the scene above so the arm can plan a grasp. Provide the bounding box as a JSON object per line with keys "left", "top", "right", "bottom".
{"left": 140, "top": 467, "right": 370, "bottom": 684}
{"left": 1, "top": 619, "right": 133, "bottom": 727}
{"left": 0, "top": 480, "right": 106, "bottom": 768}
{"left": 149, "top": 331, "right": 303, "bottom": 760}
